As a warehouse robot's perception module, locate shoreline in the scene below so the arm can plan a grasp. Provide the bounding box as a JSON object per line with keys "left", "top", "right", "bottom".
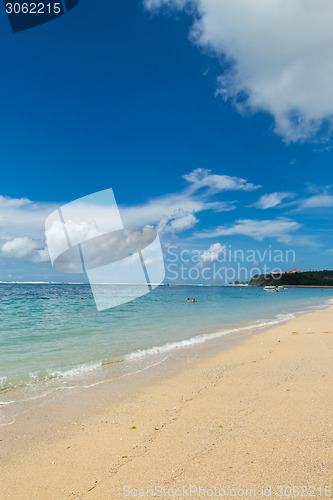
{"left": 1, "top": 305, "right": 333, "bottom": 498}
{"left": 1, "top": 297, "right": 330, "bottom": 439}
{"left": 0, "top": 310, "right": 299, "bottom": 455}
{"left": 1, "top": 294, "right": 331, "bottom": 408}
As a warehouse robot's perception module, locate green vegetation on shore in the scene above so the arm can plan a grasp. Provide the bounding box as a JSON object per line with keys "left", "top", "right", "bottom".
{"left": 250, "top": 270, "right": 333, "bottom": 287}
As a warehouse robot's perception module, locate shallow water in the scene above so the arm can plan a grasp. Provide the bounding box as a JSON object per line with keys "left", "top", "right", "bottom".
{"left": 1, "top": 283, "right": 332, "bottom": 426}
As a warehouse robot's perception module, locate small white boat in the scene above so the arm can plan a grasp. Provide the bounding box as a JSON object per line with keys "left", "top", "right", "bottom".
{"left": 263, "top": 286, "right": 278, "bottom": 292}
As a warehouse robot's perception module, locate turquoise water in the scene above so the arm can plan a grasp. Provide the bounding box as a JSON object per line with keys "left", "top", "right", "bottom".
{"left": 1, "top": 283, "right": 333, "bottom": 411}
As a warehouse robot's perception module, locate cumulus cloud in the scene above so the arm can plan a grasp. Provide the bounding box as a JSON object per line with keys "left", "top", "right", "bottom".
{"left": 0, "top": 196, "right": 53, "bottom": 264}
{"left": 121, "top": 192, "right": 222, "bottom": 227}
{"left": 252, "top": 192, "right": 294, "bottom": 209}
{"left": 0, "top": 196, "right": 57, "bottom": 240}
{"left": 0, "top": 166, "right": 273, "bottom": 266}
{"left": 298, "top": 194, "right": 333, "bottom": 209}
{"left": 120, "top": 168, "right": 251, "bottom": 227}
{"left": 194, "top": 218, "right": 301, "bottom": 243}
{"left": 31, "top": 247, "right": 50, "bottom": 263}
{"left": 0, "top": 168, "right": 258, "bottom": 258}
{"left": 0, "top": 195, "right": 31, "bottom": 208}
{"left": 200, "top": 242, "right": 226, "bottom": 263}
{"left": 64, "top": 219, "right": 105, "bottom": 243}
{"left": 1, "top": 237, "right": 49, "bottom": 263}
{"left": 145, "top": 0, "right": 333, "bottom": 142}
{"left": 184, "top": 168, "right": 261, "bottom": 193}
{"left": 157, "top": 208, "right": 198, "bottom": 234}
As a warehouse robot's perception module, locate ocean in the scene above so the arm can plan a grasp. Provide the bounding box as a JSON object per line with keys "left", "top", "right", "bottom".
{"left": 1, "top": 283, "right": 333, "bottom": 427}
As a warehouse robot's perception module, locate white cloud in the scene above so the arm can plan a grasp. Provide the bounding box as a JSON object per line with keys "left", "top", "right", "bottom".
{"left": 0, "top": 232, "right": 11, "bottom": 242}
{"left": 0, "top": 169, "right": 258, "bottom": 258}
{"left": 0, "top": 168, "right": 265, "bottom": 265}
{"left": 0, "top": 195, "right": 31, "bottom": 208}
{"left": 200, "top": 242, "right": 226, "bottom": 263}
{"left": 1, "top": 237, "right": 49, "bottom": 263}
{"left": 252, "top": 192, "right": 294, "bottom": 209}
{"left": 1, "top": 237, "right": 37, "bottom": 260}
{"left": 0, "top": 196, "right": 55, "bottom": 264}
{"left": 145, "top": 0, "right": 333, "bottom": 142}
{"left": 0, "top": 197, "right": 57, "bottom": 240}
{"left": 31, "top": 247, "right": 50, "bottom": 263}
{"left": 298, "top": 194, "right": 333, "bottom": 209}
{"left": 64, "top": 219, "right": 104, "bottom": 242}
{"left": 145, "top": 0, "right": 187, "bottom": 7}
{"left": 184, "top": 168, "right": 261, "bottom": 193}
{"left": 194, "top": 218, "right": 301, "bottom": 243}
{"left": 120, "top": 192, "right": 223, "bottom": 227}
{"left": 157, "top": 208, "right": 199, "bottom": 234}
{"left": 120, "top": 168, "right": 251, "bottom": 227}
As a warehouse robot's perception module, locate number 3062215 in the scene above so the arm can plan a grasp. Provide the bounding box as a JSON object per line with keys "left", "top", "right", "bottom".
{"left": 5, "top": 3, "right": 62, "bottom": 14}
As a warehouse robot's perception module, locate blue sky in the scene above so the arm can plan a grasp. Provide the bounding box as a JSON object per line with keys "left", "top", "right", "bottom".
{"left": 0, "top": 0, "right": 332, "bottom": 282}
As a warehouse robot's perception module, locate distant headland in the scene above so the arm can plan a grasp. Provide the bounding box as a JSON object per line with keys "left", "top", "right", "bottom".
{"left": 250, "top": 270, "right": 333, "bottom": 288}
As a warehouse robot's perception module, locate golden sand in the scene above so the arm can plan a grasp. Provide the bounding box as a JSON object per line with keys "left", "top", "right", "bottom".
{"left": 1, "top": 307, "right": 332, "bottom": 499}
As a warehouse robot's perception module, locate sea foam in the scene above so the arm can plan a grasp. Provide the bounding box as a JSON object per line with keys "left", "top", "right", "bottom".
{"left": 125, "top": 313, "right": 296, "bottom": 360}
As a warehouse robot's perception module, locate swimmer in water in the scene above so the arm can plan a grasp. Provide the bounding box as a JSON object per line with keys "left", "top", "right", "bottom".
{"left": 192, "top": 298, "right": 197, "bottom": 302}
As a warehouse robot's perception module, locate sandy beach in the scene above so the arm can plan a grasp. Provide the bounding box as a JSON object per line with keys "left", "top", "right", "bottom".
{"left": 1, "top": 306, "right": 332, "bottom": 499}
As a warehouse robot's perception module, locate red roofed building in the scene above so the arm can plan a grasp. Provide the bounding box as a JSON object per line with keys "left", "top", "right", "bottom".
{"left": 282, "top": 269, "right": 302, "bottom": 274}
